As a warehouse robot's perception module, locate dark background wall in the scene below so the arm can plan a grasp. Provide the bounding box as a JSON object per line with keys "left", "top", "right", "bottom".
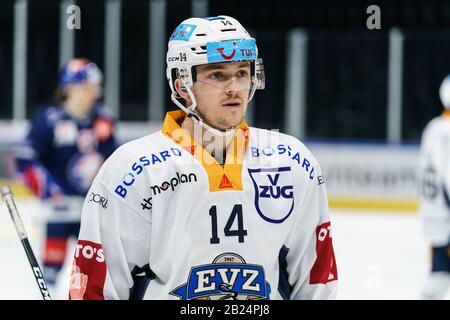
{"left": 1, "top": 0, "right": 450, "bottom": 142}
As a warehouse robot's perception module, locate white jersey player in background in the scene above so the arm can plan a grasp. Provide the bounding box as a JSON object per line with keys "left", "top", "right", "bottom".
{"left": 69, "top": 15, "right": 338, "bottom": 300}
{"left": 418, "top": 75, "right": 450, "bottom": 299}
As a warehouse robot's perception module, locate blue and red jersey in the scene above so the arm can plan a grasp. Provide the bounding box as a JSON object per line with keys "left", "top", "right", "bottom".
{"left": 15, "top": 105, "right": 117, "bottom": 198}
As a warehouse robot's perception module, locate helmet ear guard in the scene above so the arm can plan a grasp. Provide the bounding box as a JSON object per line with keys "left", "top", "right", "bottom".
{"left": 254, "top": 58, "right": 265, "bottom": 90}
{"left": 171, "top": 69, "right": 184, "bottom": 98}
{"left": 171, "top": 67, "right": 193, "bottom": 98}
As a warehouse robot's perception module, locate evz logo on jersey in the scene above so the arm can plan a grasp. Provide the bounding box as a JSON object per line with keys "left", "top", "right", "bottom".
{"left": 248, "top": 167, "right": 294, "bottom": 224}
{"left": 170, "top": 253, "right": 271, "bottom": 300}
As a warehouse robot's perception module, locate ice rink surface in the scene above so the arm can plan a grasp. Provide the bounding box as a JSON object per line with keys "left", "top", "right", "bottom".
{"left": 0, "top": 199, "right": 447, "bottom": 300}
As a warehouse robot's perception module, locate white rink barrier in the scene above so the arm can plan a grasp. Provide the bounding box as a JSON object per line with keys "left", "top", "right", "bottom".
{"left": 0, "top": 120, "right": 421, "bottom": 211}
{"left": 308, "top": 142, "right": 420, "bottom": 211}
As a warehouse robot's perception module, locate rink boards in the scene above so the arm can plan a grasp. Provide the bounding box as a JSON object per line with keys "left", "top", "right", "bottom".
{"left": 1, "top": 141, "right": 421, "bottom": 212}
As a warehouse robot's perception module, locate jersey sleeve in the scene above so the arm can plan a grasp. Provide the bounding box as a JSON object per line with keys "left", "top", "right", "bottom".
{"left": 93, "top": 105, "right": 119, "bottom": 159}
{"left": 70, "top": 152, "right": 153, "bottom": 300}
{"left": 14, "top": 109, "right": 63, "bottom": 199}
{"left": 282, "top": 160, "right": 338, "bottom": 300}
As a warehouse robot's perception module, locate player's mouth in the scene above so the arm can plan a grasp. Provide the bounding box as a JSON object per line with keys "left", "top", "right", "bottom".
{"left": 222, "top": 100, "right": 242, "bottom": 108}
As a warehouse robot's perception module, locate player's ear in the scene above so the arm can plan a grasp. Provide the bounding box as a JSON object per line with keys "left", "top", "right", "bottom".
{"left": 174, "top": 79, "right": 192, "bottom": 105}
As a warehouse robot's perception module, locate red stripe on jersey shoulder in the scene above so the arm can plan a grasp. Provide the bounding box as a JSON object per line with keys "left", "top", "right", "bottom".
{"left": 310, "top": 221, "right": 338, "bottom": 284}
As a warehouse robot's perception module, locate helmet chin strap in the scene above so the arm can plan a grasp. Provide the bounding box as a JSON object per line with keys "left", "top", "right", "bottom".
{"left": 170, "top": 85, "right": 238, "bottom": 141}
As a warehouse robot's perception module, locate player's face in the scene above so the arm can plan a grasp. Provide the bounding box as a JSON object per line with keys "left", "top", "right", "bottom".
{"left": 191, "top": 61, "right": 251, "bottom": 131}
{"left": 79, "top": 82, "right": 101, "bottom": 107}
{"left": 66, "top": 82, "right": 101, "bottom": 112}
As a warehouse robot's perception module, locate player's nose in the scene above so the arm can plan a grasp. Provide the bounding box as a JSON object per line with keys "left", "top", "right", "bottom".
{"left": 224, "top": 77, "right": 241, "bottom": 94}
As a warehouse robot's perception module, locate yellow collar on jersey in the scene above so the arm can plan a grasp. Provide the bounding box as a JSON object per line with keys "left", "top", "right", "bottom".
{"left": 442, "top": 110, "right": 450, "bottom": 119}
{"left": 162, "top": 110, "right": 249, "bottom": 192}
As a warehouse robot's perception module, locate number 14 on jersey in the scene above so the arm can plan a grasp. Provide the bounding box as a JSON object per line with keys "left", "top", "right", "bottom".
{"left": 209, "top": 204, "right": 248, "bottom": 244}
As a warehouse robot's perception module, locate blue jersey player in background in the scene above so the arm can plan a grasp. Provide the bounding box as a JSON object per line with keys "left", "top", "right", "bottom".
{"left": 14, "top": 58, "right": 118, "bottom": 298}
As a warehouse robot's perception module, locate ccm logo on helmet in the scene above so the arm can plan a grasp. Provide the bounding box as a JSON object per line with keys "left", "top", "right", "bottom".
{"left": 168, "top": 53, "right": 187, "bottom": 62}
{"left": 75, "top": 242, "right": 105, "bottom": 263}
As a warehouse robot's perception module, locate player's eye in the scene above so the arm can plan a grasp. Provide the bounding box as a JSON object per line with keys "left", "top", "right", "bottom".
{"left": 236, "top": 70, "right": 249, "bottom": 78}
{"left": 208, "top": 72, "right": 224, "bottom": 80}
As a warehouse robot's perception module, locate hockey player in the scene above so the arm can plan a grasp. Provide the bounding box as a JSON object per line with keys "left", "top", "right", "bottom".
{"left": 15, "top": 58, "right": 117, "bottom": 298}
{"left": 418, "top": 75, "right": 450, "bottom": 299}
{"left": 70, "top": 16, "right": 338, "bottom": 300}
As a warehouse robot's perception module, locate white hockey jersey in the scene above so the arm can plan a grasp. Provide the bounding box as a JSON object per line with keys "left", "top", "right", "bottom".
{"left": 418, "top": 111, "right": 450, "bottom": 246}
{"left": 69, "top": 110, "right": 338, "bottom": 300}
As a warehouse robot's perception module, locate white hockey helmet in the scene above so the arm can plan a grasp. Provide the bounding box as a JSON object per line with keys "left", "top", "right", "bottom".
{"left": 166, "top": 15, "right": 265, "bottom": 121}
{"left": 439, "top": 74, "right": 450, "bottom": 109}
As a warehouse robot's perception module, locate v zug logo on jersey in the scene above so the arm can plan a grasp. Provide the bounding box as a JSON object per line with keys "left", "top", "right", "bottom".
{"left": 170, "top": 253, "right": 271, "bottom": 300}
{"left": 259, "top": 172, "right": 293, "bottom": 199}
{"left": 248, "top": 167, "right": 294, "bottom": 224}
